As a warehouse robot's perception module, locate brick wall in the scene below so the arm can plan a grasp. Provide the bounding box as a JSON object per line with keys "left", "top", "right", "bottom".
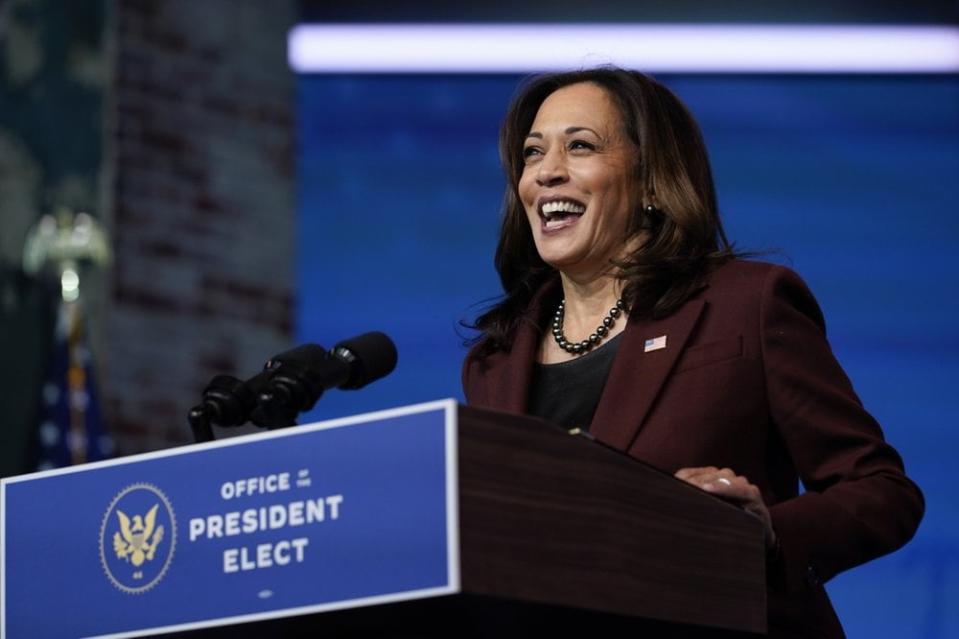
{"left": 105, "top": 0, "right": 296, "bottom": 453}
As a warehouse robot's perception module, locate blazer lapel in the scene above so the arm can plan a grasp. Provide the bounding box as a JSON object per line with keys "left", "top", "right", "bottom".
{"left": 487, "top": 277, "right": 561, "bottom": 413}
{"left": 590, "top": 299, "right": 707, "bottom": 451}
{"left": 488, "top": 316, "right": 539, "bottom": 413}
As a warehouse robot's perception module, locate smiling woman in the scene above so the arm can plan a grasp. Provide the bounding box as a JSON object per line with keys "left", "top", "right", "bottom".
{"left": 474, "top": 70, "right": 734, "bottom": 363}
{"left": 462, "top": 67, "right": 924, "bottom": 638}
{"left": 519, "top": 83, "right": 636, "bottom": 289}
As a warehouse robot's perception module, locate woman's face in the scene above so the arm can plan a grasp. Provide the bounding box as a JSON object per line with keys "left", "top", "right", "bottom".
{"left": 518, "top": 82, "right": 637, "bottom": 281}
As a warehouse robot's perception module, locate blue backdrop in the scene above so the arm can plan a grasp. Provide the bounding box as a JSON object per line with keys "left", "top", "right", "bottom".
{"left": 296, "top": 73, "right": 959, "bottom": 637}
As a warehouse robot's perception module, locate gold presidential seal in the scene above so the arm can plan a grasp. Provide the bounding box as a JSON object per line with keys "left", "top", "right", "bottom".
{"left": 99, "top": 483, "right": 176, "bottom": 593}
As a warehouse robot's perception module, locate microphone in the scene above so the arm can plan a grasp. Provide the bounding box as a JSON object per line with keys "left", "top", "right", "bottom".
{"left": 188, "top": 370, "right": 274, "bottom": 442}
{"left": 330, "top": 331, "right": 399, "bottom": 390}
{"left": 255, "top": 331, "right": 397, "bottom": 429}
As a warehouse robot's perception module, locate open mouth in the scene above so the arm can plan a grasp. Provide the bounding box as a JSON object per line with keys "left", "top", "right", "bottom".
{"left": 538, "top": 198, "right": 586, "bottom": 231}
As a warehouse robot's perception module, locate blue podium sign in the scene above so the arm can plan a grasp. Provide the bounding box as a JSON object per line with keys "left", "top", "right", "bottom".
{"left": 1, "top": 399, "right": 459, "bottom": 639}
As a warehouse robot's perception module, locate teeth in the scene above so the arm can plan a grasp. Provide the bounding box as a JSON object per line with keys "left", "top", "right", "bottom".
{"left": 541, "top": 200, "right": 586, "bottom": 219}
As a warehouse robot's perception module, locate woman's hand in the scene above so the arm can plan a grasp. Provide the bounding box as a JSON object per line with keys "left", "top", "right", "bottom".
{"left": 675, "top": 466, "right": 777, "bottom": 549}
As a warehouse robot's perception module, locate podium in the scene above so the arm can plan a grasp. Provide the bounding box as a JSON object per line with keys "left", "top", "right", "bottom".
{"left": 1, "top": 400, "right": 766, "bottom": 638}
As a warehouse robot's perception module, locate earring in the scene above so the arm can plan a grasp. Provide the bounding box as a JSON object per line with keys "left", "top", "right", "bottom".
{"left": 639, "top": 203, "right": 666, "bottom": 231}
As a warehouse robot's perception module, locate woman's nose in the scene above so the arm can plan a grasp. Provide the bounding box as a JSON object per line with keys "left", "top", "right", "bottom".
{"left": 536, "top": 150, "right": 568, "bottom": 187}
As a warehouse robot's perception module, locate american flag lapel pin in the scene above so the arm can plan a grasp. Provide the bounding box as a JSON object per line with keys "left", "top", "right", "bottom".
{"left": 644, "top": 335, "right": 667, "bottom": 353}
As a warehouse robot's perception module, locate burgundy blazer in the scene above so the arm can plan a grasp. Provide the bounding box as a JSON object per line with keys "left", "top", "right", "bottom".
{"left": 463, "top": 260, "right": 923, "bottom": 638}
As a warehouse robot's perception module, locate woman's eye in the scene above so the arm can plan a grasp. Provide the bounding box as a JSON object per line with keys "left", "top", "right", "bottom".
{"left": 522, "top": 146, "right": 542, "bottom": 160}
{"left": 569, "top": 140, "right": 596, "bottom": 151}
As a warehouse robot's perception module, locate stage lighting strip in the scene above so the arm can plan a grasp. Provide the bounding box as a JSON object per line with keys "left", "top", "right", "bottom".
{"left": 288, "top": 24, "right": 959, "bottom": 74}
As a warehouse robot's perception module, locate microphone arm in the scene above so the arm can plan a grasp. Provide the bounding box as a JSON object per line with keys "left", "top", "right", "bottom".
{"left": 188, "top": 370, "right": 274, "bottom": 442}
{"left": 254, "top": 344, "right": 336, "bottom": 429}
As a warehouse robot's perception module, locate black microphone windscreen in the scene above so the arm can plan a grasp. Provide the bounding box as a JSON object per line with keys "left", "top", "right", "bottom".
{"left": 266, "top": 344, "right": 328, "bottom": 370}
{"left": 332, "top": 331, "right": 398, "bottom": 390}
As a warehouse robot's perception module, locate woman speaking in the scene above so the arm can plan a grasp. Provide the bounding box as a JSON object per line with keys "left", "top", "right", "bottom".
{"left": 462, "top": 68, "right": 923, "bottom": 638}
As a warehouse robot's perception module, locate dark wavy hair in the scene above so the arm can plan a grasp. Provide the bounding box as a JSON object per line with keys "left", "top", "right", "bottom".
{"left": 471, "top": 68, "right": 737, "bottom": 357}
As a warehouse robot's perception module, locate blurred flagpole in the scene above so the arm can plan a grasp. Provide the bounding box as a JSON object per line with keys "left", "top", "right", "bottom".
{"left": 34, "top": 298, "right": 111, "bottom": 467}
{"left": 23, "top": 209, "right": 113, "bottom": 470}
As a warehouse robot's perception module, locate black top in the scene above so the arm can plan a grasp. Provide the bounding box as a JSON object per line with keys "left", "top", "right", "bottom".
{"left": 527, "top": 333, "right": 623, "bottom": 432}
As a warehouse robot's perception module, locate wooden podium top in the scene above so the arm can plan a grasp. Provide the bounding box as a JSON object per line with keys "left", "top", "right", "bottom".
{"left": 458, "top": 405, "right": 766, "bottom": 635}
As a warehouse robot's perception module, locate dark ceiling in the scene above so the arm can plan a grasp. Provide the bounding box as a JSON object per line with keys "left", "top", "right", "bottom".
{"left": 298, "top": 0, "right": 958, "bottom": 25}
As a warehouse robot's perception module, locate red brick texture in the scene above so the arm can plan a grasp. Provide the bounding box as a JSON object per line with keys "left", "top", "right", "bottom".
{"left": 105, "top": 0, "right": 296, "bottom": 453}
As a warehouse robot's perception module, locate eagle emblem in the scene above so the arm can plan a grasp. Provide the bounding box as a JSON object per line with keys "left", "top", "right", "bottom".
{"left": 100, "top": 483, "right": 176, "bottom": 593}
{"left": 112, "top": 504, "right": 165, "bottom": 566}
